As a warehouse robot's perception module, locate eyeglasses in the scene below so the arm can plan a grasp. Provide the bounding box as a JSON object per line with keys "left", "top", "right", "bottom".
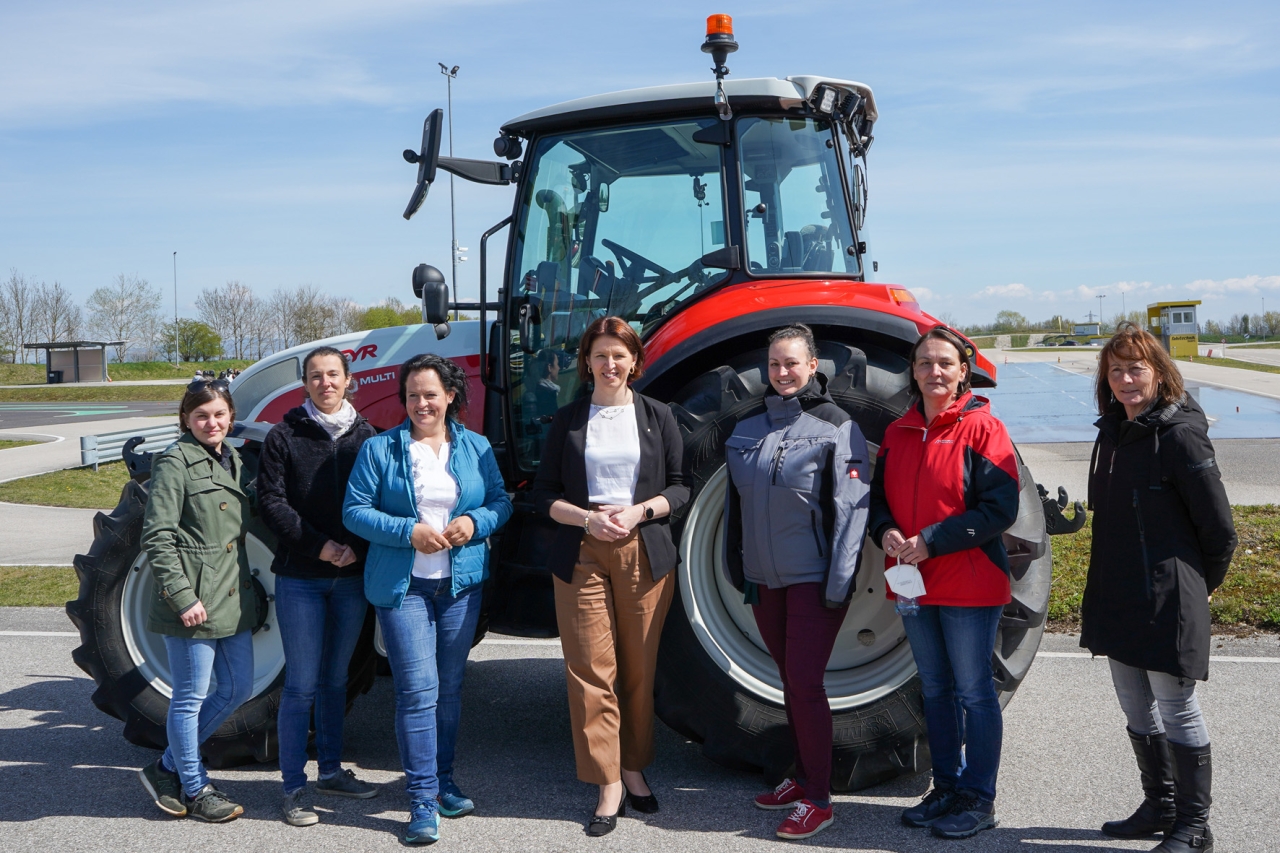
{"left": 187, "top": 378, "right": 231, "bottom": 394}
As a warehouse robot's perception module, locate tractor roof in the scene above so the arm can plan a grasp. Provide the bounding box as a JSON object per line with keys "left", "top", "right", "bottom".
{"left": 502, "top": 76, "right": 877, "bottom": 137}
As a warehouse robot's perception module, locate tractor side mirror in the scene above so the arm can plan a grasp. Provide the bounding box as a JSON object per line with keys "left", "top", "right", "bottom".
{"left": 414, "top": 264, "right": 451, "bottom": 339}
{"left": 518, "top": 301, "right": 542, "bottom": 354}
{"left": 402, "top": 109, "right": 444, "bottom": 220}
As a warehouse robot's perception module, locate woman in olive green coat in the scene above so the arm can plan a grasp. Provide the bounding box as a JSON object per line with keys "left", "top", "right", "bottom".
{"left": 136, "top": 380, "right": 257, "bottom": 823}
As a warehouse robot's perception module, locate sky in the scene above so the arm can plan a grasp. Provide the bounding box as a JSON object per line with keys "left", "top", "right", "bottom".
{"left": 1, "top": 0, "right": 1277, "bottom": 327}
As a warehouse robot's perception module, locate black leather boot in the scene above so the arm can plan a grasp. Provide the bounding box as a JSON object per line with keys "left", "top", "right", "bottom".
{"left": 1101, "top": 728, "right": 1176, "bottom": 838}
{"left": 1153, "top": 741, "right": 1213, "bottom": 853}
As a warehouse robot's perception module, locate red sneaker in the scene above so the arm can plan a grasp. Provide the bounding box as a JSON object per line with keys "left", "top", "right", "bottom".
{"left": 754, "top": 778, "right": 806, "bottom": 810}
{"left": 776, "top": 799, "right": 834, "bottom": 840}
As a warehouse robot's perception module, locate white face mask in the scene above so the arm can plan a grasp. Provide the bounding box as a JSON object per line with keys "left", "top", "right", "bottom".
{"left": 304, "top": 398, "right": 358, "bottom": 439}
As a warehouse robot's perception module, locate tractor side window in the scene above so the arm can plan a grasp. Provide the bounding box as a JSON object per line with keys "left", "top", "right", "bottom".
{"left": 738, "top": 117, "right": 860, "bottom": 276}
{"left": 508, "top": 118, "right": 728, "bottom": 470}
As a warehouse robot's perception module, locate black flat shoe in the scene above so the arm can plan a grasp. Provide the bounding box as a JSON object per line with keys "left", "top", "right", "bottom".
{"left": 587, "top": 799, "right": 625, "bottom": 837}
{"left": 624, "top": 774, "right": 659, "bottom": 814}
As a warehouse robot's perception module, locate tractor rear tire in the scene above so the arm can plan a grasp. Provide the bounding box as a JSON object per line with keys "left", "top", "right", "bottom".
{"left": 654, "top": 339, "right": 1052, "bottom": 791}
{"left": 65, "top": 449, "right": 378, "bottom": 768}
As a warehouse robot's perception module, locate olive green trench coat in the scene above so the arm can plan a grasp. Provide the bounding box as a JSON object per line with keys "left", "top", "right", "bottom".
{"left": 140, "top": 433, "right": 258, "bottom": 639}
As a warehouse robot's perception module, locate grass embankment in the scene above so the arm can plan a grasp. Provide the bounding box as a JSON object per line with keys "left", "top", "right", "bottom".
{"left": 1049, "top": 505, "right": 1280, "bottom": 632}
{"left": 0, "top": 385, "right": 185, "bottom": 402}
{"left": 1178, "top": 356, "right": 1280, "bottom": 375}
{"left": 0, "top": 461, "right": 131, "bottom": 508}
{"left": 0, "top": 359, "right": 252, "bottom": 387}
{"left": 0, "top": 566, "right": 78, "bottom": 607}
{"left": 0, "top": 364, "right": 46, "bottom": 384}
{"left": 0, "top": 439, "right": 40, "bottom": 451}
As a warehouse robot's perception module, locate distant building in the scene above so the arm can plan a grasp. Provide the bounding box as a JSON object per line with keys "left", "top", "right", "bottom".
{"left": 1146, "top": 301, "right": 1200, "bottom": 357}
{"left": 23, "top": 340, "right": 125, "bottom": 383}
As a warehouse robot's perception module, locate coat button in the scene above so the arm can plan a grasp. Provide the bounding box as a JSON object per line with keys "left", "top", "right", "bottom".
{"left": 220, "top": 502, "right": 228, "bottom": 511}
{"left": 229, "top": 587, "right": 236, "bottom": 597}
{"left": 226, "top": 542, "right": 234, "bottom": 552}
{"left": 243, "top": 581, "right": 251, "bottom": 590}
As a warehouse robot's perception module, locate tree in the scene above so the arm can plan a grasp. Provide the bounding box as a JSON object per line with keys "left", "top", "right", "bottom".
{"left": 85, "top": 274, "right": 163, "bottom": 362}
{"left": 31, "top": 281, "right": 83, "bottom": 356}
{"left": 0, "top": 269, "right": 36, "bottom": 363}
{"left": 992, "top": 310, "right": 1028, "bottom": 332}
{"left": 159, "top": 319, "right": 222, "bottom": 362}
{"left": 358, "top": 296, "right": 422, "bottom": 330}
{"left": 196, "top": 281, "right": 257, "bottom": 360}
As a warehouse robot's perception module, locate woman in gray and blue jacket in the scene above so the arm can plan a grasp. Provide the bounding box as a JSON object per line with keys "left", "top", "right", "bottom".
{"left": 343, "top": 353, "right": 512, "bottom": 845}
{"left": 722, "top": 324, "right": 871, "bottom": 841}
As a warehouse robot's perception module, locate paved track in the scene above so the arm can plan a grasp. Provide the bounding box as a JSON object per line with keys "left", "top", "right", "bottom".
{"left": 2, "top": 607, "right": 1279, "bottom": 851}
{"left": 0, "top": 403, "right": 177, "bottom": 430}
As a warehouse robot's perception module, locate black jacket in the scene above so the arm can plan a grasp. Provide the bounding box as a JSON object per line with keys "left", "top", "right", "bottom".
{"left": 1080, "top": 394, "right": 1236, "bottom": 680}
{"left": 257, "top": 406, "right": 378, "bottom": 579}
{"left": 532, "top": 392, "right": 689, "bottom": 583}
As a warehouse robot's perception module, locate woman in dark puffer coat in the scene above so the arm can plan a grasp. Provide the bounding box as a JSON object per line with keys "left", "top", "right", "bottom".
{"left": 1082, "top": 323, "right": 1236, "bottom": 853}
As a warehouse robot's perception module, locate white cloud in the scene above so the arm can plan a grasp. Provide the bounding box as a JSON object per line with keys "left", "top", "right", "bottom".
{"left": 970, "top": 282, "right": 1036, "bottom": 300}
{"left": 1185, "top": 274, "right": 1280, "bottom": 296}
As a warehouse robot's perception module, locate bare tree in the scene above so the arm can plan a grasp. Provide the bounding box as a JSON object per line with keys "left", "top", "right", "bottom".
{"left": 1, "top": 269, "right": 36, "bottom": 363}
{"left": 266, "top": 287, "right": 298, "bottom": 352}
{"left": 32, "top": 281, "right": 83, "bottom": 355}
{"left": 85, "top": 274, "right": 163, "bottom": 361}
{"left": 196, "top": 280, "right": 257, "bottom": 360}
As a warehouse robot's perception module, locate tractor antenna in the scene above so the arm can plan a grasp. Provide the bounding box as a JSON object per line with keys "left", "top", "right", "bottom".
{"left": 702, "top": 14, "right": 738, "bottom": 121}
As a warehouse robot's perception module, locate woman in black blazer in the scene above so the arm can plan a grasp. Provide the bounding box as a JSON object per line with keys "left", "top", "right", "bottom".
{"left": 532, "top": 316, "right": 688, "bottom": 837}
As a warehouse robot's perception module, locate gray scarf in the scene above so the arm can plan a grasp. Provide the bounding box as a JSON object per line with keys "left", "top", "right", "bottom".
{"left": 303, "top": 398, "right": 358, "bottom": 440}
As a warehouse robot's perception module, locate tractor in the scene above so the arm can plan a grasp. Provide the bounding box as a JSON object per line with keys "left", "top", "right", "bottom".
{"left": 67, "top": 17, "right": 1081, "bottom": 790}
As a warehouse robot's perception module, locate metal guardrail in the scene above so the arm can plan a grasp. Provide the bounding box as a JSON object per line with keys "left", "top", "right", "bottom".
{"left": 80, "top": 425, "right": 180, "bottom": 471}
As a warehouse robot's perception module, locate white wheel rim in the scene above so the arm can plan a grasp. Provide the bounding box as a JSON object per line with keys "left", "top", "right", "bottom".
{"left": 678, "top": 464, "right": 918, "bottom": 710}
{"left": 120, "top": 533, "right": 284, "bottom": 700}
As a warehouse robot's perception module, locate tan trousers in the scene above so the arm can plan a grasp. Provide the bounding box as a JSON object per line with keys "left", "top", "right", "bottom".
{"left": 553, "top": 529, "right": 674, "bottom": 785}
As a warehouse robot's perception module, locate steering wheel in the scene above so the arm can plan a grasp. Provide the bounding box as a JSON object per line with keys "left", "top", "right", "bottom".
{"left": 601, "top": 238, "right": 674, "bottom": 286}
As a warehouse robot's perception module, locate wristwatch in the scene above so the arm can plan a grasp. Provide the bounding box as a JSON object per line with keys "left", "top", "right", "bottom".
{"left": 644, "top": 504, "right": 655, "bottom": 520}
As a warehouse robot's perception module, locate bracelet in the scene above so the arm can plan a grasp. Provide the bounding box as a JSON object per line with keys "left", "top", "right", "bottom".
{"left": 582, "top": 512, "right": 592, "bottom": 534}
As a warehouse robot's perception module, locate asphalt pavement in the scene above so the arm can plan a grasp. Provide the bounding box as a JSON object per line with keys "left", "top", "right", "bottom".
{"left": 2, "top": 607, "right": 1279, "bottom": 852}
{"left": 0, "top": 402, "right": 177, "bottom": 430}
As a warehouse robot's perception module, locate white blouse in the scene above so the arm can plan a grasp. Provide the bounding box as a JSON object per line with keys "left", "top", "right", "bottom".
{"left": 409, "top": 440, "right": 458, "bottom": 579}
{"left": 585, "top": 403, "right": 641, "bottom": 506}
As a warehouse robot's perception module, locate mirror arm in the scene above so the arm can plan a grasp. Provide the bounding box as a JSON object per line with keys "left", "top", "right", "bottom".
{"left": 479, "top": 216, "right": 512, "bottom": 391}
{"left": 438, "top": 157, "right": 515, "bottom": 186}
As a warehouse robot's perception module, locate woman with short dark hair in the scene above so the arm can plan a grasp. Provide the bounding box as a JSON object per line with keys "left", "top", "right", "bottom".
{"left": 343, "top": 353, "right": 512, "bottom": 845}
{"left": 1082, "top": 323, "right": 1235, "bottom": 853}
{"left": 257, "top": 346, "right": 380, "bottom": 826}
{"left": 136, "top": 379, "right": 256, "bottom": 823}
{"left": 532, "top": 316, "right": 688, "bottom": 836}
{"left": 868, "top": 325, "right": 1020, "bottom": 840}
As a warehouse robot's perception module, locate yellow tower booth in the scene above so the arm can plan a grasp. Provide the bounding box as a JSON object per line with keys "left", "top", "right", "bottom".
{"left": 1146, "top": 301, "right": 1201, "bottom": 357}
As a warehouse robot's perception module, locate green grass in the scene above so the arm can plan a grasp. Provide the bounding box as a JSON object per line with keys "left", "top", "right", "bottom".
{"left": 1049, "top": 505, "right": 1280, "bottom": 632}
{"left": 1178, "top": 356, "right": 1280, "bottom": 375}
{"left": 0, "top": 384, "right": 185, "bottom": 402}
{"left": 0, "top": 461, "right": 131, "bottom": 508}
{"left": 0, "top": 566, "right": 79, "bottom": 606}
{"left": 0, "top": 363, "right": 47, "bottom": 385}
{"left": 0, "top": 359, "right": 252, "bottom": 386}
{"left": 0, "top": 439, "right": 40, "bottom": 451}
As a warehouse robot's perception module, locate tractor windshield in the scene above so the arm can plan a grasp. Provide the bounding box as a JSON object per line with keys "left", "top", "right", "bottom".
{"left": 508, "top": 118, "right": 730, "bottom": 462}
{"left": 738, "top": 117, "right": 860, "bottom": 276}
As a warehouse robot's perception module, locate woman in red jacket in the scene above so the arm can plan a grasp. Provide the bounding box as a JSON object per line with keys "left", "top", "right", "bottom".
{"left": 868, "top": 326, "right": 1020, "bottom": 840}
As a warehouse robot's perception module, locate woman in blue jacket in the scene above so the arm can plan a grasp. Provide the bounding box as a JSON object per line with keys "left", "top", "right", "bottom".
{"left": 343, "top": 353, "right": 512, "bottom": 845}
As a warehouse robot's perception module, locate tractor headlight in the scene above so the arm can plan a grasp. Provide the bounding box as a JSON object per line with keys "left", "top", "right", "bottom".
{"left": 815, "top": 85, "right": 838, "bottom": 115}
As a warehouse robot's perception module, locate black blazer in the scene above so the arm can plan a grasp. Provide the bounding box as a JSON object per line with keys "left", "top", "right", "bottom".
{"left": 532, "top": 392, "right": 689, "bottom": 583}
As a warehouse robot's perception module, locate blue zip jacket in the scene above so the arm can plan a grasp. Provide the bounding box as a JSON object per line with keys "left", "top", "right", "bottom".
{"left": 342, "top": 418, "right": 513, "bottom": 608}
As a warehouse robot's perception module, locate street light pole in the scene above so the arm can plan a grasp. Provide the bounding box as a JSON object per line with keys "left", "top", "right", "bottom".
{"left": 1097, "top": 294, "right": 1107, "bottom": 333}
{"left": 172, "top": 251, "right": 179, "bottom": 368}
{"left": 439, "top": 62, "right": 460, "bottom": 319}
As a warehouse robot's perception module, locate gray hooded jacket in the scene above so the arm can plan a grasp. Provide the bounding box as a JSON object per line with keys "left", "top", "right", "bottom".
{"left": 722, "top": 375, "right": 871, "bottom": 607}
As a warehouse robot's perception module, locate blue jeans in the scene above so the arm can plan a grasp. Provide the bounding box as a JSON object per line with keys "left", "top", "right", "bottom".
{"left": 275, "top": 574, "right": 370, "bottom": 794}
{"left": 376, "top": 576, "right": 481, "bottom": 805}
{"left": 161, "top": 632, "right": 255, "bottom": 797}
{"left": 901, "top": 604, "right": 1004, "bottom": 803}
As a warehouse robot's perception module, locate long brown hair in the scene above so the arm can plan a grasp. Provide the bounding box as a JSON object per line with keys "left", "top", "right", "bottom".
{"left": 577, "top": 316, "right": 645, "bottom": 384}
{"left": 1095, "top": 322, "right": 1185, "bottom": 415}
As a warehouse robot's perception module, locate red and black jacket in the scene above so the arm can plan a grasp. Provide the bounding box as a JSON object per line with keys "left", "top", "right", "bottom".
{"left": 868, "top": 392, "right": 1019, "bottom": 607}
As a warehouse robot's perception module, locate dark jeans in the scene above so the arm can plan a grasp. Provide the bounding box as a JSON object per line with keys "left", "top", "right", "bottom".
{"left": 901, "top": 604, "right": 1004, "bottom": 803}
{"left": 275, "top": 574, "right": 369, "bottom": 795}
{"left": 752, "top": 582, "right": 850, "bottom": 803}
{"left": 376, "top": 576, "right": 482, "bottom": 805}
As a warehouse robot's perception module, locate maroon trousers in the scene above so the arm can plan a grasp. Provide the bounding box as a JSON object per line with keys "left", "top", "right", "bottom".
{"left": 752, "top": 582, "right": 850, "bottom": 802}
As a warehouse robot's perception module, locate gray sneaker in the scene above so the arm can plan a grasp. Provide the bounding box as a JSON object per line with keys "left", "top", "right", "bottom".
{"left": 183, "top": 784, "right": 244, "bottom": 823}
{"left": 138, "top": 759, "right": 186, "bottom": 817}
{"left": 930, "top": 791, "right": 998, "bottom": 839}
{"left": 316, "top": 768, "right": 378, "bottom": 799}
{"left": 282, "top": 788, "right": 319, "bottom": 826}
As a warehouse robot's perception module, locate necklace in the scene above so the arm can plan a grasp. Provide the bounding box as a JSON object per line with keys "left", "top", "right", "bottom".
{"left": 596, "top": 405, "right": 626, "bottom": 420}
